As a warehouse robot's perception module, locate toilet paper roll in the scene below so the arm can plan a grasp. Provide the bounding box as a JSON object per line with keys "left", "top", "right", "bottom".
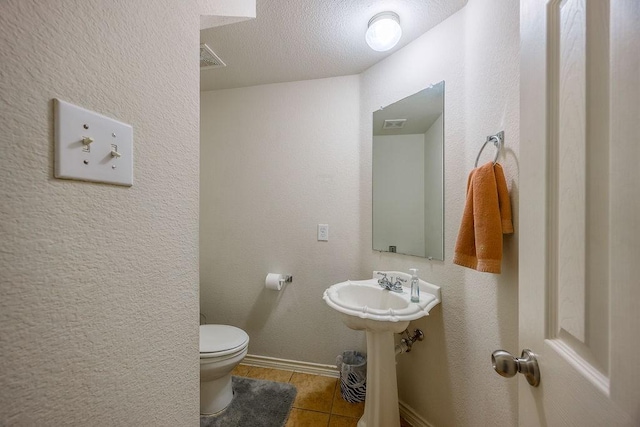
{"left": 265, "top": 273, "right": 283, "bottom": 291}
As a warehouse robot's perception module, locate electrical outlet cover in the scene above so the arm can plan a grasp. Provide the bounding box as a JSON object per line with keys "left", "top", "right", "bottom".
{"left": 318, "top": 224, "right": 329, "bottom": 241}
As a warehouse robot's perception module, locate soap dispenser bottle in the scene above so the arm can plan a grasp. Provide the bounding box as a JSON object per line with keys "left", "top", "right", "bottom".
{"left": 409, "top": 268, "right": 420, "bottom": 302}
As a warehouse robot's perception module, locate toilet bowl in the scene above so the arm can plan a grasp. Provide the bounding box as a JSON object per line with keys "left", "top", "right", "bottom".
{"left": 200, "top": 324, "right": 249, "bottom": 415}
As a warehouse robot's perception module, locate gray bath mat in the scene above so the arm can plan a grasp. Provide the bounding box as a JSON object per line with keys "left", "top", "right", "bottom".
{"left": 200, "top": 376, "right": 297, "bottom": 427}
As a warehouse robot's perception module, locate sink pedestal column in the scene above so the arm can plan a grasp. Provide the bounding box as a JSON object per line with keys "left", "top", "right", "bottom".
{"left": 358, "top": 330, "right": 400, "bottom": 427}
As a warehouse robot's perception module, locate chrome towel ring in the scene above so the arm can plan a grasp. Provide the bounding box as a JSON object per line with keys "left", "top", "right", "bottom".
{"left": 475, "top": 131, "right": 504, "bottom": 167}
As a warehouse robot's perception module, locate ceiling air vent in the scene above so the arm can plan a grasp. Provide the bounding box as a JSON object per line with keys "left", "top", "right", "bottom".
{"left": 200, "top": 43, "right": 226, "bottom": 70}
{"left": 382, "top": 119, "right": 407, "bottom": 129}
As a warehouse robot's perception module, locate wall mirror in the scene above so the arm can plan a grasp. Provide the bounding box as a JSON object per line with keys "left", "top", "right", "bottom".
{"left": 372, "top": 81, "right": 444, "bottom": 259}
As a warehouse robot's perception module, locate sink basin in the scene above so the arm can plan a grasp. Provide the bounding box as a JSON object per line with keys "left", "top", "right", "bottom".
{"left": 323, "top": 271, "right": 441, "bottom": 427}
{"left": 323, "top": 273, "right": 441, "bottom": 333}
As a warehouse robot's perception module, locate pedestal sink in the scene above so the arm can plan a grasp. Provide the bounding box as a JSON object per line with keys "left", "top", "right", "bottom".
{"left": 323, "top": 271, "right": 441, "bottom": 427}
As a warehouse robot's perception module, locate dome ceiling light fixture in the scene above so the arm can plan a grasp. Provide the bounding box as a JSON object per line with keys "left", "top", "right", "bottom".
{"left": 365, "top": 11, "right": 402, "bottom": 52}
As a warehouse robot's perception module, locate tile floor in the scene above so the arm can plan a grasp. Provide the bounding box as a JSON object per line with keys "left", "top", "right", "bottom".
{"left": 232, "top": 364, "right": 412, "bottom": 427}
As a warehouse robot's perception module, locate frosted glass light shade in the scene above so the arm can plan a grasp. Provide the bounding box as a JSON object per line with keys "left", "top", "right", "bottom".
{"left": 365, "top": 12, "right": 402, "bottom": 52}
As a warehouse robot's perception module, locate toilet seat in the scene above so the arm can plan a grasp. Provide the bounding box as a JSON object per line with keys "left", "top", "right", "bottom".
{"left": 200, "top": 325, "right": 249, "bottom": 358}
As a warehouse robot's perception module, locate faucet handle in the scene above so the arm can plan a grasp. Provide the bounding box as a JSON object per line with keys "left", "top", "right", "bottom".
{"left": 391, "top": 277, "right": 406, "bottom": 292}
{"left": 377, "top": 272, "right": 391, "bottom": 287}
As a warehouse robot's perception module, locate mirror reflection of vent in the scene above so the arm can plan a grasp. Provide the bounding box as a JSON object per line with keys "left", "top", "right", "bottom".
{"left": 382, "top": 119, "right": 407, "bottom": 129}
{"left": 200, "top": 43, "right": 226, "bottom": 69}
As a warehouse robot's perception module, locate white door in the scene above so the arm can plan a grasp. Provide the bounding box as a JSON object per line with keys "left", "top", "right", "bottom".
{"left": 519, "top": 0, "right": 639, "bottom": 426}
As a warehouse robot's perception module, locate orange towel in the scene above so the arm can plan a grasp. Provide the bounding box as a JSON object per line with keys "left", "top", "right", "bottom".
{"left": 453, "top": 162, "right": 513, "bottom": 273}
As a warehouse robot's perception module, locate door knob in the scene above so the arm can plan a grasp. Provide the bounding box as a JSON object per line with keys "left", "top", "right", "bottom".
{"left": 491, "top": 348, "right": 540, "bottom": 387}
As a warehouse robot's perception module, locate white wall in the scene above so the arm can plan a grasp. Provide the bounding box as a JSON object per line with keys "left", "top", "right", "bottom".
{"left": 200, "top": 75, "right": 366, "bottom": 363}
{"left": 360, "top": 0, "right": 519, "bottom": 425}
{"left": 373, "top": 134, "right": 426, "bottom": 256}
{"left": 0, "top": 1, "right": 200, "bottom": 425}
{"left": 424, "top": 114, "right": 444, "bottom": 259}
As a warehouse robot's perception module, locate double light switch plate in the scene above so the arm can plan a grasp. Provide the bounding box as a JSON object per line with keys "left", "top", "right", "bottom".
{"left": 54, "top": 99, "right": 133, "bottom": 186}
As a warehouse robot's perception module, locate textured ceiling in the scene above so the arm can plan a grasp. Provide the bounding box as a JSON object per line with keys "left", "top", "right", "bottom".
{"left": 200, "top": 0, "right": 467, "bottom": 91}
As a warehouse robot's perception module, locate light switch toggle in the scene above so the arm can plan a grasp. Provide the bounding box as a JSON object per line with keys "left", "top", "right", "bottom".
{"left": 82, "top": 136, "right": 94, "bottom": 145}
{"left": 110, "top": 149, "right": 122, "bottom": 158}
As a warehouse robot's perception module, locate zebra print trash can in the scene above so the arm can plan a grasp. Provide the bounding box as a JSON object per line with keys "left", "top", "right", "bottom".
{"left": 336, "top": 351, "right": 367, "bottom": 403}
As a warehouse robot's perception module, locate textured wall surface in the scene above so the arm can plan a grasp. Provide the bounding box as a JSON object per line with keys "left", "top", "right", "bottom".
{"left": 200, "top": 76, "right": 366, "bottom": 363}
{"left": 360, "top": 0, "right": 520, "bottom": 425}
{"left": 0, "top": 1, "right": 200, "bottom": 425}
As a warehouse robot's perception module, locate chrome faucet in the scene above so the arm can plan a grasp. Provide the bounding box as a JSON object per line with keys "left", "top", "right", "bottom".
{"left": 377, "top": 272, "right": 392, "bottom": 288}
{"left": 377, "top": 273, "right": 405, "bottom": 293}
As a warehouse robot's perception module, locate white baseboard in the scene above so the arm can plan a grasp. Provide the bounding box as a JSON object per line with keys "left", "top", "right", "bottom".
{"left": 398, "top": 400, "right": 433, "bottom": 427}
{"left": 242, "top": 354, "right": 433, "bottom": 427}
{"left": 243, "top": 354, "right": 340, "bottom": 378}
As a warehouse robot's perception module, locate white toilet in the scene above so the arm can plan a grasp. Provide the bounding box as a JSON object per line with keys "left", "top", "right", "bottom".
{"left": 200, "top": 324, "right": 249, "bottom": 415}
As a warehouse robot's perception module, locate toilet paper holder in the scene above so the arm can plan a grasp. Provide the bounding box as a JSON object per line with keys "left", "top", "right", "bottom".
{"left": 265, "top": 273, "right": 293, "bottom": 291}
